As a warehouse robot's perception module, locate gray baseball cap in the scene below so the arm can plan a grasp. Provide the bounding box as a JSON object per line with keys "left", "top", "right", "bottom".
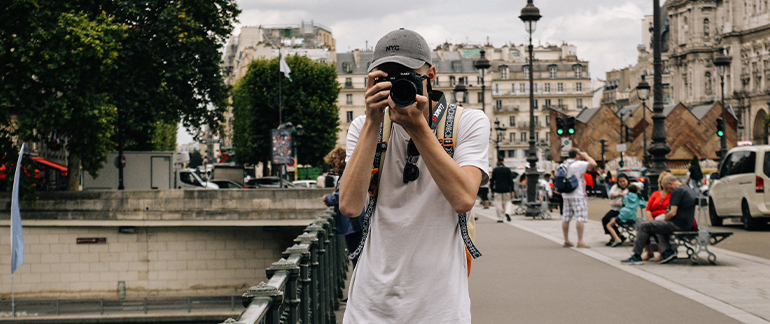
{"left": 368, "top": 28, "right": 432, "bottom": 72}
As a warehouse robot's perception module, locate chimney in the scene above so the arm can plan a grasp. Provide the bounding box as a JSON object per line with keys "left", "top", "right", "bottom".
{"left": 354, "top": 49, "right": 361, "bottom": 67}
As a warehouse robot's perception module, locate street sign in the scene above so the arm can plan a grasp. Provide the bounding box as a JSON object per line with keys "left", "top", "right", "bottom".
{"left": 616, "top": 144, "right": 627, "bottom": 152}
{"left": 560, "top": 138, "right": 572, "bottom": 156}
{"left": 271, "top": 129, "right": 293, "bottom": 164}
{"left": 287, "top": 158, "right": 295, "bottom": 167}
{"left": 113, "top": 156, "right": 126, "bottom": 168}
{"left": 200, "top": 139, "right": 221, "bottom": 144}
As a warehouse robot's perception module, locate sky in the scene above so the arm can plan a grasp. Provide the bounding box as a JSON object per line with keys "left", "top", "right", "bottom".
{"left": 178, "top": 0, "right": 656, "bottom": 146}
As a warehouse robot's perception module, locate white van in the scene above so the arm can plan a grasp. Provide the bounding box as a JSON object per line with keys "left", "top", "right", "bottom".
{"left": 708, "top": 145, "right": 770, "bottom": 230}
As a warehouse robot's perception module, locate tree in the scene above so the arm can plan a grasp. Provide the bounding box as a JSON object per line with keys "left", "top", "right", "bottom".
{"left": 151, "top": 121, "right": 178, "bottom": 151}
{"left": 232, "top": 55, "right": 340, "bottom": 169}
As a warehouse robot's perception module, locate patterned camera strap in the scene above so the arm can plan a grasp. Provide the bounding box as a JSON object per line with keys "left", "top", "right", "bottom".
{"left": 348, "top": 101, "right": 482, "bottom": 260}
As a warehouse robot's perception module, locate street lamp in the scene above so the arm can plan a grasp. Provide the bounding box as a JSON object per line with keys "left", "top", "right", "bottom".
{"left": 494, "top": 118, "right": 507, "bottom": 160}
{"left": 648, "top": 0, "right": 672, "bottom": 193}
{"left": 453, "top": 83, "right": 468, "bottom": 104}
{"left": 474, "top": 50, "right": 491, "bottom": 112}
{"left": 714, "top": 49, "right": 731, "bottom": 162}
{"left": 636, "top": 75, "right": 651, "bottom": 166}
{"left": 520, "top": 0, "right": 541, "bottom": 216}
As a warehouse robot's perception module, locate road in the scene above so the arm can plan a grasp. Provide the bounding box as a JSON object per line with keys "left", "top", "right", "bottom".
{"left": 585, "top": 197, "right": 770, "bottom": 259}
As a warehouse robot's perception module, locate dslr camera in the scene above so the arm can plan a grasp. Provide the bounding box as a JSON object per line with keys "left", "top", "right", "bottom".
{"left": 374, "top": 72, "right": 426, "bottom": 107}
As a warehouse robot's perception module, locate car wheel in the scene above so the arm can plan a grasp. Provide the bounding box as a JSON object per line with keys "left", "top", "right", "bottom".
{"left": 741, "top": 200, "right": 759, "bottom": 231}
{"left": 709, "top": 198, "right": 722, "bottom": 226}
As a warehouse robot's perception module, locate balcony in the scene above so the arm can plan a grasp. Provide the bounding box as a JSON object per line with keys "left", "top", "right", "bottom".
{"left": 494, "top": 106, "right": 520, "bottom": 113}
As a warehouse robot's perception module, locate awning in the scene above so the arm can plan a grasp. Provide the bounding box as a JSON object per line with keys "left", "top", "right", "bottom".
{"left": 31, "top": 157, "right": 68, "bottom": 177}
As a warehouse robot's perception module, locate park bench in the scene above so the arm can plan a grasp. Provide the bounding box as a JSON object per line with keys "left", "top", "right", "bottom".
{"left": 670, "top": 230, "right": 733, "bottom": 264}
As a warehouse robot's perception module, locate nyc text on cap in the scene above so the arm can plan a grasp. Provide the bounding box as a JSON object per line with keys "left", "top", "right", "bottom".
{"left": 368, "top": 28, "right": 431, "bottom": 72}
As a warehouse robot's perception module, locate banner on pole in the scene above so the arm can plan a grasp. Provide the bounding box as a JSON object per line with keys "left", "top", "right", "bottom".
{"left": 272, "top": 129, "right": 293, "bottom": 165}
{"left": 11, "top": 143, "right": 26, "bottom": 274}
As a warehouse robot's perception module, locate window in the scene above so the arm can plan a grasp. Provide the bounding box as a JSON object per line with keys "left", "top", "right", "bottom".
{"left": 364, "top": 78, "right": 368, "bottom": 87}
{"left": 557, "top": 83, "right": 564, "bottom": 92}
{"left": 494, "top": 83, "right": 500, "bottom": 93}
{"left": 558, "top": 99, "right": 564, "bottom": 107}
{"left": 346, "top": 94, "right": 353, "bottom": 105}
{"left": 501, "top": 67, "right": 509, "bottom": 79}
{"left": 721, "top": 151, "right": 756, "bottom": 178}
{"left": 576, "top": 98, "right": 583, "bottom": 109}
{"left": 510, "top": 83, "right": 515, "bottom": 94}
{"left": 496, "top": 100, "right": 502, "bottom": 109}
{"left": 346, "top": 111, "right": 354, "bottom": 123}
{"left": 703, "top": 18, "right": 710, "bottom": 37}
{"left": 533, "top": 99, "right": 538, "bottom": 109}
{"left": 705, "top": 72, "right": 713, "bottom": 95}
{"left": 545, "top": 99, "right": 552, "bottom": 107}
{"left": 508, "top": 150, "right": 516, "bottom": 158}
{"left": 519, "top": 83, "right": 526, "bottom": 93}
{"left": 509, "top": 133, "right": 516, "bottom": 142}
{"left": 549, "top": 66, "right": 557, "bottom": 78}
{"left": 520, "top": 132, "right": 527, "bottom": 142}
{"left": 544, "top": 83, "right": 551, "bottom": 92}
{"left": 534, "top": 116, "right": 539, "bottom": 126}
{"left": 450, "top": 76, "right": 456, "bottom": 86}
{"left": 343, "top": 62, "right": 352, "bottom": 73}
{"left": 545, "top": 116, "right": 550, "bottom": 126}
{"left": 477, "top": 76, "right": 482, "bottom": 85}
{"left": 433, "top": 76, "right": 439, "bottom": 86}
{"left": 576, "top": 82, "right": 583, "bottom": 92}
{"left": 535, "top": 132, "right": 540, "bottom": 142}
{"left": 478, "top": 92, "right": 484, "bottom": 104}
{"left": 546, "top": 132, "right": 550, "bottom": 142}
{"left": 459, "top": 77, "right": 467, "bottom": 85}
{"left": 763, "top": 152, "right": 770, "bottom": 178}
{"left": 345, "top": 78, "right": 353, "bottom": 88}
{"left": 509, "top": 116, "right": 516, "bottom": 126}
{"left": 574, "top": 66, "right": 583, "bottom": 78}
{"left": 523, "top": 65, "right": 530, "bottom": 79}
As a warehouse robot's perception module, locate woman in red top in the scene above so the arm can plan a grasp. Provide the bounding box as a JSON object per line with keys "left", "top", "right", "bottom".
{"left": 643, "top": 171, "right": 672, "bottom": 261}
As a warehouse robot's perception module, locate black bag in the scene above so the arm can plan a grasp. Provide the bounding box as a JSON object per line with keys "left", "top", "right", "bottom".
{"left": 325, "top": 174, "right": 335, "bottom": 188}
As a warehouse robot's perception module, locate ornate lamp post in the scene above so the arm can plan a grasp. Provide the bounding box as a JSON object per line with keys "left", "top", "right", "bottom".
{"left": 520, "top": 0, "right": 541, "bottom": 216}
{"left": 647, "top": 0, "right": 672, "bottom": 193}
{"left": 474, "top": 50, "right": 491, "bottom": 112}
{"left": 714, "top": 49, "right": 731, "bottom": 162}
{"left": 494, "top": 119, "right": 507, "bottom": 160}
{"left": 453, "top": 83, "right": 468, "bottom": 105}
{"left": 636, "top": 76, "right": 651, "bottom": 166}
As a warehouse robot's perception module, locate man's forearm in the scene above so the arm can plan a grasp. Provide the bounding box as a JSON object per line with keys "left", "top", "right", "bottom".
{"left": 409, "top": 123, "right": 481, "bottom": 214}
{"left": 339, "top": 120, "right": 380, "bottom": 217}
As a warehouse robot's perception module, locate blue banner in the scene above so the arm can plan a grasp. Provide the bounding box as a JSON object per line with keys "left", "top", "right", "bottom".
{"left": 11, "top": 143, "right": 26, "bottom": 274}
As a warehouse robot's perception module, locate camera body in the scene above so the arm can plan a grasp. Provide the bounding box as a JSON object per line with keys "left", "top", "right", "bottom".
{"left": 374, "top": 72, "right": 425, "bottom": 107}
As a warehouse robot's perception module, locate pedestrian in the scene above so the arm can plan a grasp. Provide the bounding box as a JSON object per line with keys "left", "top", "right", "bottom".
{"left": 324, "top": 171, "right": 335, "bottom": 188}
{"left": 602, "top": 173, "right": 630, "bottom": 246}
{"left": 605, "top": 169, "right": 614, "bottom": 198}
{"left": 316, "top": 172, "right": 326, "bottom": 188}
{"left": 478, "top": 184, "right": 490, "bottom": 209}
{"left": 339, "top": 28, "right": 489, "bottom": 323}
{"left": 490, "top": 157, "right": 515, "bottom": 222}
{"left": 560, "top": 148, "right": 597, "bottom": 248}
{"left": 642, "top": 171, "right": 672, "bottom": 261}
{"left": 622, "top": 175, "right": 698, "bottom": 265}
{"left": 322, "top": 147, "right": 365, "bottom": 268}
{"left": 606, "top": 184, "right": 646, "bottom": 247}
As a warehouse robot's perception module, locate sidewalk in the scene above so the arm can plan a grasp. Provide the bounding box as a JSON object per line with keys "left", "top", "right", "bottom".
{"left": 470, "top": 203, "right": 770, "bottom": 324}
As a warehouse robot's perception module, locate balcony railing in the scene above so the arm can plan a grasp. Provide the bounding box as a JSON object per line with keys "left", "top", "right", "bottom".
{"left": 494, "top": 106, "right": 520, "bottom": 113}
{"left": 221, "top": 209, "right": 347, "bottom": 324}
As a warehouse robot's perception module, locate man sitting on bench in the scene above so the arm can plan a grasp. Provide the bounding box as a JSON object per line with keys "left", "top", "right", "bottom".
{"left": 622, "top": 175, "right": 697, "bottom": 265}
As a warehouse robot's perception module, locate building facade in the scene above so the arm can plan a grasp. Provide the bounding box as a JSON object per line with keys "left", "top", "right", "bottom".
{"left": 335, "top": 42, "right": 591, "bottom": 168}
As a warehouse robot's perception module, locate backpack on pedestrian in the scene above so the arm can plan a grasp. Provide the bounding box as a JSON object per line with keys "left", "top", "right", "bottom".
{"left": 351, "top": 102, "right": 480, "bottom": 276}
{"left": 324, "top": 173, "right": 335, "bottom": 188}
{"left": 554, "top": 161, "right": 579, "bottom": 194}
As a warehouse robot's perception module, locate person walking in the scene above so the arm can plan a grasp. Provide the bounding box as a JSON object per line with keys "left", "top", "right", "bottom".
{"left": 560, "top": 148, "right": 597, "bottom": 248}
{"left": 490, "top": 157, "right": 514, "bottom": 222}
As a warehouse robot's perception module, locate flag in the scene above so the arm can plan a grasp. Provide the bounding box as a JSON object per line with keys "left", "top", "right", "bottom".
{"left": 279, "top": 53, "right": 291, "bottom": 80}
{"left": 11, "top": 143, "right": 26, "bottom": 274}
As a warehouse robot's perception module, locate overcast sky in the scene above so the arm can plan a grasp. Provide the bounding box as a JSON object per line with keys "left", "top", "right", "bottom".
{"left": 178, "top": 0, "right": 656, "bottom": 146}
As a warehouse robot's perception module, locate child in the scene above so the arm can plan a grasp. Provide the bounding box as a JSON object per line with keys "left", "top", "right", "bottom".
{"left": 607, "top": 184, "right": 646, "bottom": 247}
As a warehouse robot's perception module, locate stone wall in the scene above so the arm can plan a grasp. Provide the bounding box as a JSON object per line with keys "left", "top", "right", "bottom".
{"left": 0, "top": 225, "right": 306, "bottom": 298}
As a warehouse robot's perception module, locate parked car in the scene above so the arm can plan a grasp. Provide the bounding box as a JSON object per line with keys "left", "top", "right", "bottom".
{"left": 292, "top": 180, "right": 317, "bottom": 188}
{"left": 211, "top": 180, "right": 243, "bottom": 189}
{"left": 708, "top": 145, "right": 770, "bottom": 230}
{"left": 244, "top": 177, "right": 295, "bottom": 188}
{"left": 615, "top": 167, "right": 650, "bottom": 199}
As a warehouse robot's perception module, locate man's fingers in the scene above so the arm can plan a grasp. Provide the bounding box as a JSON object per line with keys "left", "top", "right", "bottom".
{"left": 366, "top": 70, "right": 387, "bottom": 91}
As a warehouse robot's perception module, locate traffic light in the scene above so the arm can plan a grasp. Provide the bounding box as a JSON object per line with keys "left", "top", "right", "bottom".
{"left": 566, "top": 116, "right": 576, "bottom": 135}
{"left": 619, "top": 160, "right": 625, "bottom": 167}
{"left": 625, "top": 126, "right": 632, "bottom": 142}
{"left": 600, "top": 139, "right": 608, "bottom": 155}
{"left": 716, "top": 118, "right": 725, "bottom": 137}
{"left": 556, "top": 117, "right": 565, "bottom": 136}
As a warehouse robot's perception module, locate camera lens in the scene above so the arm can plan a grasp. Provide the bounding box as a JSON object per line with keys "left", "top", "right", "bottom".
{"left": 390, "top": 79, "right": 417, "bottom": 107}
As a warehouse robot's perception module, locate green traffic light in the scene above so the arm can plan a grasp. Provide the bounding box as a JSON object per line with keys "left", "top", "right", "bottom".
{"left": 568, "top": 129, "right": 575, "bottom": 135}
{"left": 557, "top": 129, "right": 563, "bottom": 135}
{"left": 717, "top": 130, "right": 724, "bottom": 137}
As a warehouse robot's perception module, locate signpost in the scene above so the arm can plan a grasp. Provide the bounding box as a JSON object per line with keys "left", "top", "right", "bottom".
{"left": 616, "top": 144, "right": 627, "bottom": 152}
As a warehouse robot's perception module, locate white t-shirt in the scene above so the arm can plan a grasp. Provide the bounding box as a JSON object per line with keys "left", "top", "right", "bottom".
{"left": 560, "top": 159, "right": 589, "bottom": 199}
{"left": 538, "top": 179, "right": 552, "bottom": 198}
{"left": 343, "top": 109, "right": 490, "bottom": 324}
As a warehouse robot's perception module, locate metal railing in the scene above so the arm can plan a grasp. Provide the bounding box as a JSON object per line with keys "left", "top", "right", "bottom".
{"left": 222, "top": 209, "right": 348, "bottom": 324}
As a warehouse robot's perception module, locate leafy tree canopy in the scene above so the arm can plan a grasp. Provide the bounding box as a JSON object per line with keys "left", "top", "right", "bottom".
{"left": 232, "top": 55, "right": 340, "bottom": 168}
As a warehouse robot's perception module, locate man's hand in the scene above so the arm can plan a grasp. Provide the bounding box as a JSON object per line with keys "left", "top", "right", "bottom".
{"left": 388, "top": 93, "right": 430, "bottom": 134}
{"left": 364, "top": 70, "right": 391, "bottom": 124}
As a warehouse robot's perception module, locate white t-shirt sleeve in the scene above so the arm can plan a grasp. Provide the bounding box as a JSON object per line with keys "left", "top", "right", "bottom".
{"left": 454, "top": 109, "right": 491, "bottom": 185}
{"left": 345, "top": 115, "right": 367, "bottom": 163}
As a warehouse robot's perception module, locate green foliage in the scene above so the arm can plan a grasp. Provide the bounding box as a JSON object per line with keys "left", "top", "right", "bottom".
{"left": 151, "top": 121, "right": 178, "bottom": 151}
{"left": 1, "top": 0, "right": 240, "bottom": 183}
{"left": 232, "top": 55, "right": 340, "bottom": 167}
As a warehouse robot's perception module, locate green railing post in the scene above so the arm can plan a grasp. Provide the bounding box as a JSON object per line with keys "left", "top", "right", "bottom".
{"left": 296, "top": 232, "right": 320, "bottom": 324}
{"left": 283, "top": 243, "right": 310, "bottom": 324}
{"left": 267, "top": 257, "right": 300, "bottom": 324}
{"left": 242, "top": 282, "right": 284, "bottom": 324}
{"left": 305, "top": 223, "right": 327, "bottom": 324}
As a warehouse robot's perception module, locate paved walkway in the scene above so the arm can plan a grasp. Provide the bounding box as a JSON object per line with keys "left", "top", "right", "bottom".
{"left": 470, "top": 200, "right": 770, "bottom": 323}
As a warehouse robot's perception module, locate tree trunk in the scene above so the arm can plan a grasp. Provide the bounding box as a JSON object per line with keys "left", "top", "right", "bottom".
{"left": 66, "top": 153, "right": 81, "bottom": 191}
